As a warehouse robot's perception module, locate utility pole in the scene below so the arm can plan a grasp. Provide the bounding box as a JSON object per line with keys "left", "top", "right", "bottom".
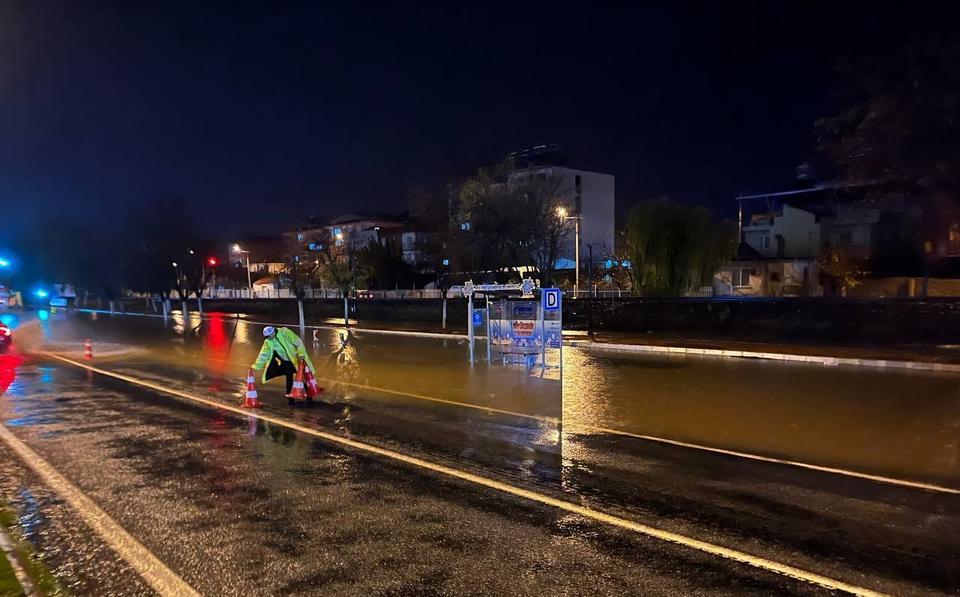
{"left": 587, "top": 244, "right": 594, "bottom": 336}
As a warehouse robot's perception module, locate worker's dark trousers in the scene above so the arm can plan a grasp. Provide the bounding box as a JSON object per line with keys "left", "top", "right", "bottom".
{"left": 264, "top": 352, "right": 296, "bottom": 394}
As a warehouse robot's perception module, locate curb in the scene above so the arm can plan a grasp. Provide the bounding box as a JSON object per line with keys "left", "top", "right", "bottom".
{"left": 568, "top": 340, "right": 960, "bottom": 373}
{"left": 0, "top": 524, "right": 34, "bottom": 596}
{"left": 74, "top": 308, "right": 958, "bottom": 372}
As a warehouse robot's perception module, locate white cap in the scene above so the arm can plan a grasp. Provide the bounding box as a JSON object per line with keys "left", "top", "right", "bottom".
{"left": 263, "top": 326, "right": 276, "bottom": 337}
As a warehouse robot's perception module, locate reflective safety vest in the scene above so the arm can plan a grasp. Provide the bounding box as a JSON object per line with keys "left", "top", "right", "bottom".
{"left": 252, "top": 327, "right": 316, "bottom": 384}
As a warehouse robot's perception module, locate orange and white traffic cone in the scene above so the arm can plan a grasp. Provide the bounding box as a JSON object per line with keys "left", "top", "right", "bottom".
{"left": 286, "top": 360, "right": 306, "bottom": 401}
{"left": 83, "top": 339, "right": 94, "bottom": 359}
{"left": 242, "top": 368, "right": 262, "bottom": 408}
{"left": 303, "top": 363, "right": 324, "bottom": 397}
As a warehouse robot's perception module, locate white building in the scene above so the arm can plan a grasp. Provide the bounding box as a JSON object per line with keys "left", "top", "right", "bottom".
{"left": 519, "top": 165, "right": 615, "bottom": 267}
{"left": 741, "top": 204, "right": 820, "bottom": 259}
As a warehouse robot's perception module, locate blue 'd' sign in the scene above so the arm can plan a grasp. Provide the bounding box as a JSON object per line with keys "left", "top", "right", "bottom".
{"left": 542, "top": 288, "right": 561, "bottom": 311}
{"left": 472, "top": 309, "right": 484, "bottom": 327}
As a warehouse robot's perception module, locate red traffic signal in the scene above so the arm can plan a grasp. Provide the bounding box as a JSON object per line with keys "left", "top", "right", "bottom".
{"left": 207, "top": 257, "right": 219, "bottom": 267}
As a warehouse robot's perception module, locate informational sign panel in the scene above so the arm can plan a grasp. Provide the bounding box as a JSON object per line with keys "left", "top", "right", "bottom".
{"left": 542, "top": 288, "right": 561, "bottom": 311}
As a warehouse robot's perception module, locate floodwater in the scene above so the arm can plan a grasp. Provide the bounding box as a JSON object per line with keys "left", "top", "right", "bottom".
{"left": 564, "top": 347, "right": 960, "bottom": 484}
{"left": 18, "top": 309, "right": 960, "bottom": 484}
{"left": 3, "top": 309, "right": 960, "bottom": 595}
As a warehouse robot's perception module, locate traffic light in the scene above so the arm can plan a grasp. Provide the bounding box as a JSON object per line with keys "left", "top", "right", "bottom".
{"left": 207, "top": 257, "right": 219, "bottom": 267}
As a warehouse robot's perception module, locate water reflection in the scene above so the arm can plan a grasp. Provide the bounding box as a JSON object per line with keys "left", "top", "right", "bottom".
{"left": 563, "top": 345, "right": 960, "bottom": 482}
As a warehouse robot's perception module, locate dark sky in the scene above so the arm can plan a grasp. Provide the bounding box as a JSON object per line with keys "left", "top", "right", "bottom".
{"left": 2, "top": 1, "right": 957, "bottom": 237}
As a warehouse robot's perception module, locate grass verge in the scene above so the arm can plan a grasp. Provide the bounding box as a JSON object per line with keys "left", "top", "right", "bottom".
{"left": 0, "top": 504, "right": 65, "bottom": 596}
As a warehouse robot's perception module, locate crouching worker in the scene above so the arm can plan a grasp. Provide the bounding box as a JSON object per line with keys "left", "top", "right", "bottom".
{"left": 252, "top": 326, "right": 317, "bottom": 405}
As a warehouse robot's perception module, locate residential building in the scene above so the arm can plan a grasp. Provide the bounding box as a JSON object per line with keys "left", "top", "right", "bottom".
{"left": 287, "top": 213, "right": 431, "bottom": 267}
{"left": 510, "top": 146, "right": 615, "bottom": 268}
{"left": 741, "top": 204, "right": 821, "bottom": 259}
{"left": 717, "top": 199, "right": 822, "bottom": 297}
{"left": 715, "top": 242, "right": 820, "bottom": 297}
{"left": 222, "top": 236, "right": 286, "bottom": 289}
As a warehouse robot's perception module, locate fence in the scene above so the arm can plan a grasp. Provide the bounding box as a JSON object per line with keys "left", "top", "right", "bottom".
{"left": 195, "top": 288, "right": 446, "bottom": 300}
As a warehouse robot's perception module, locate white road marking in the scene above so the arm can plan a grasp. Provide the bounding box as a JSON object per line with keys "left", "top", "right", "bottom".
{"left": 207, "top": 354, "right": 960, "bottom": 496}
{"left": 45, "top": 353, "right": 891, "bottom": 596}
{"left": 61, "top": 343, "right": 960, "bottom": 496}
{"left": 0, "top": 423, "right": 200, "bottom": 597}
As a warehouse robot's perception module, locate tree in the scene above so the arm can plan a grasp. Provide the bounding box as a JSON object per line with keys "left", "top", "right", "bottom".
{"left": 818, "top": 245, "right": 868, "bottom": 296}
{"left": 624, "top": 198, "right": 737, "bottom": 296}
{"left": 454, "top": 160, "right": 571, "bottom": 283}
{"left": 315, "top": 235, "right": 365, "bottom": 295}
{"left": 597, "top": 241, "right": 632, "bottom": 292}
{"left": 121, "top": 199, "right": 204, "bottom": 309}
{"left": 407, "top": 187, "right": 453, "bottom": 288}
{"left": 816, "top": 41, "right": 960, "bottom": 199}
{"left": 816, "top": 40, "right": 960, "bottom": 264}
{"left": 358, "top": 237, "right": 413, "bottom": 290}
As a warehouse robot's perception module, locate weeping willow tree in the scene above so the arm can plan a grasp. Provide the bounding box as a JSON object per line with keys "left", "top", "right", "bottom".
{"left": 625, "top": 198, "right": 737, "bottom": 296}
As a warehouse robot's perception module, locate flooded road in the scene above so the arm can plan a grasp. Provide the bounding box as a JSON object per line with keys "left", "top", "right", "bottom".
{"left": 0, "top": 309, "right": 958, "bottom": 595}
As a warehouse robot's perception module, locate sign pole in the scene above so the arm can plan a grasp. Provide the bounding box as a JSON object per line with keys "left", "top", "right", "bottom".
{"left": 485, "top": 297, "right": 492, "bottom": 363}
{"left": 468, "top": 291, "right": 474, "bottom": 364}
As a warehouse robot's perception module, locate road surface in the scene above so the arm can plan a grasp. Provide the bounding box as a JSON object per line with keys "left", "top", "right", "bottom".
{"left": 0, "top": 310, "right": 956, "bottom": 595}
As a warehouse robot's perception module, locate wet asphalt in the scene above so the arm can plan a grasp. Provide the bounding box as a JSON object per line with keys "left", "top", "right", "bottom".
{"left": 0, "top": 311, "right": 957, "bottom": 595}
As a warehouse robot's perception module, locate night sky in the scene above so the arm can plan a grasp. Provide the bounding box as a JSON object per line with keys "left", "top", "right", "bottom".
{"left": 2, "top": 1, "right": 956, "bottom": 237}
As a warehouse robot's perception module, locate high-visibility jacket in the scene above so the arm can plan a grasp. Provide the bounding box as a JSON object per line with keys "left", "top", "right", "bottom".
{"left": 252, "top": 327, "right": 316, "bottom": 384}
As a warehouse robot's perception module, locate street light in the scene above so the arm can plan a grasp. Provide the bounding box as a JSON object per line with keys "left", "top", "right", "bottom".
{"left": 232, "top": 244, "right": 253, "bottom": 297}
{"left": 558, "top": 206, "right": 582, "bottom": 297}
{"left": 0, "top": 259, "right": 9, "bottom": 268}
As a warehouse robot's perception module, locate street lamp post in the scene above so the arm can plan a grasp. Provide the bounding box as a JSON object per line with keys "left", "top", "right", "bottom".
{"left": 232, "top": 244, "right": 253, "bottom": 298}
{"left": 557, "top": 207, "right": 582, "bottom": 297}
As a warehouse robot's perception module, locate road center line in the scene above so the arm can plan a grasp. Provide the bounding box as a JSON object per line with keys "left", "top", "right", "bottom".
{"left": 0, "top": 423, "right": 200, "bottom": 597}
{"left": 45, "top": 352, "right": 888, "bottom": 597}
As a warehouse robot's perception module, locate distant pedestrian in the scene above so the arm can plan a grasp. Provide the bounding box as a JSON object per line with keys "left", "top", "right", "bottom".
{"left": 251, "top": 326, "right": 316, "bottom": 401}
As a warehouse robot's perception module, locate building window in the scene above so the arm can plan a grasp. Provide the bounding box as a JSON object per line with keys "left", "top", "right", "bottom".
{"left": 460, "top": 222, "right": 471, "bottom": 231}
{"left": 575, "top": 175, "right": 582, "bottom": 194}
{"left": 759, "top": 234, "right": 770, "bottom": 249}
{"left": 731, "top": 268, "right": 751, "bottom": 288}
{"left": 297, "top": 233, "right": 304, "bottom": 241}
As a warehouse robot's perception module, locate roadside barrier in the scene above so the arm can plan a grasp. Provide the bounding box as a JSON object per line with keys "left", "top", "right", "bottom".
{"left": 83, "top": 339, "right": 94, "bottom": 359}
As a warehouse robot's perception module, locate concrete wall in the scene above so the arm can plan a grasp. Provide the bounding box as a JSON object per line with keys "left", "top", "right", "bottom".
{"left": 564, "top": 297, "right": 960, "bottom": 344}
{"left": 849, "top": 277, "right": 960, "bottom": 298}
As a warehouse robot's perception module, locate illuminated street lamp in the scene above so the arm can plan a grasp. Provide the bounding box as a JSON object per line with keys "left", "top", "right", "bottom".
{"left": 0, "top": 258, "right": 9, "bottom": 268}
{"left": 232, "top": 244, "right": 253, "bottom": 296}
{"left": 557, "top": 206, "right": 582, "bottom": 297}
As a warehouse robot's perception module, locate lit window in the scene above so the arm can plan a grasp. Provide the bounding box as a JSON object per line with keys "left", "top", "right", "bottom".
{"left": 297, "top": 233, "right": 304, "bottom": 241}
{"left": 732, "top": 268, "right": 751, "bottom": 287}
{"left": 460, "top": 222, "right": 471, "bottom": 231}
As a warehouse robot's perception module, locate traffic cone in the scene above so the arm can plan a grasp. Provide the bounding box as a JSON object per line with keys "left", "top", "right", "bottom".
{"left": 303, "top": 363, "right": 324, "bottom": 397}
{"left": 242, "top": 368, "right": 261, "bottom": 408}
{"left": 83, "top": 339, "right": 94, "bottom": 359}
{"left": 286, "top": 360, "right": 306, "bottom": 400}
